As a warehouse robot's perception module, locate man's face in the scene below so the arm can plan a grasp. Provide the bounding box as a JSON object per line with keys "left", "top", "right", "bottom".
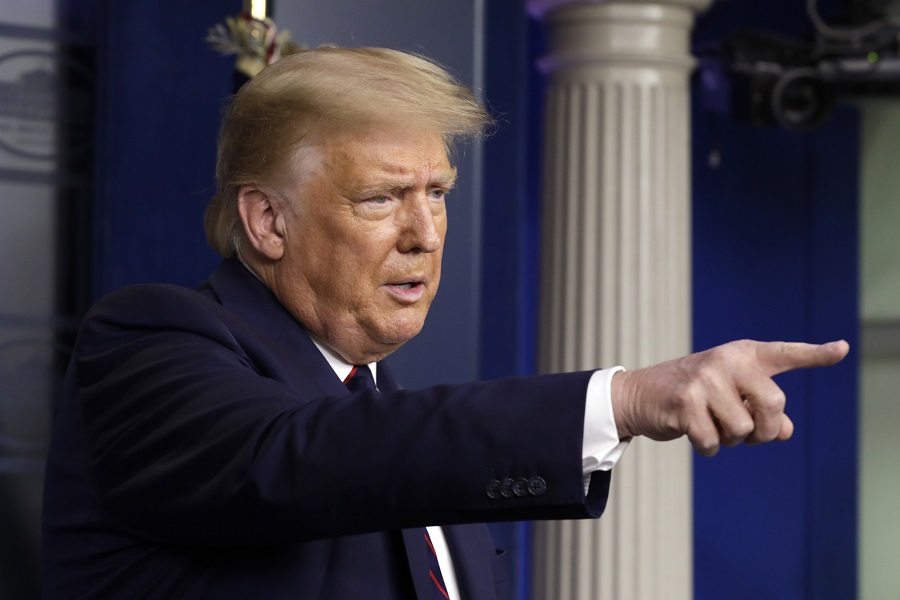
{"left": 268, "top": 126, "right": 455, "bottom": 364}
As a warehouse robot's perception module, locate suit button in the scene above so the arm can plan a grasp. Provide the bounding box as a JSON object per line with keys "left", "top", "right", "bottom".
{"left": 512, "top": 478, "right": 529, "bottom": 497}
{"left": 486, "top": 479, "right": 502, "bottom": 499}
{"left": 500, "top": 478, "right": 515, "bottom": 498}
{"left": 528, "top": 476, "right": 547, "bottom": 496}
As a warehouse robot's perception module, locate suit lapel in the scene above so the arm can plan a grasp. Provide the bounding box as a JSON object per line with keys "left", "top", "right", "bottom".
{"left": 401, "top": 528, "right": 438, "bottom": 599}
{"left": 204, "top": 259, "right": 349, "bottom": 399}
{"left": 402, "top": 522, "right": 504, "bottom": 600}
{"left": 375, "top": 361, "right": 401, "bottom": 392}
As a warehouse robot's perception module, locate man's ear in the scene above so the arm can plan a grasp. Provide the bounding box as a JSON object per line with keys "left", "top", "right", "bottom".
{"left": 237, "top": 185, "right": 287, "bottom": 261}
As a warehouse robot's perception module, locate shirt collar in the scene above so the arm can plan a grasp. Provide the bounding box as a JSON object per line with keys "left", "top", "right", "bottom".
{"left": 311, "top": 334, "right": 378, "bottom": 387}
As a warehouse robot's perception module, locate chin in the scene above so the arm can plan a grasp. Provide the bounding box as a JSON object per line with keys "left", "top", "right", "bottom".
{"left": 374, "top": 318, "right": 425, "bottom": 347}
{"left": 377, "top": 330, "right": 421, "bottom": 347}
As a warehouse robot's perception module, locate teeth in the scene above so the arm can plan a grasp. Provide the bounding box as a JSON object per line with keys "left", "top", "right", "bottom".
{"left": 395, "top": 283, "right": 414, "bottom": 290}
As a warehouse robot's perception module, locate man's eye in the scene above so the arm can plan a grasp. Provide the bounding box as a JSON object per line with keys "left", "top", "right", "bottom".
{"left": 429, "top": 189, "right": 447, "bottom": 200}
{"left": 368, "top": 195, "right": 390, "bottom": 204}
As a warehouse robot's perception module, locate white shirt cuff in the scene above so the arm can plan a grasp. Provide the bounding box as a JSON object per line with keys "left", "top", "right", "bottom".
{"left": 582, "top": 366, "right": 630, "bottom": 477}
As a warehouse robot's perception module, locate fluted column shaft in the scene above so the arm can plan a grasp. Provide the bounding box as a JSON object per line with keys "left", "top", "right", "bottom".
{"left": 530, "top": 1, "right": 710, "bottom": 599}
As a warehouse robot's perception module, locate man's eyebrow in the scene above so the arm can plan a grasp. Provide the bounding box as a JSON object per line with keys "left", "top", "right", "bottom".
{"left": 433, "top": 168, "right": 458, "bottom": 189}
{"left": 359, "top": 168, "right": 458, "bottom": 195}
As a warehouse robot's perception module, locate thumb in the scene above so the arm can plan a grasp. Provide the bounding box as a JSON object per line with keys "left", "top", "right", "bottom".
{"left": 757, "top": 340, "right": 849, "bottom": 377}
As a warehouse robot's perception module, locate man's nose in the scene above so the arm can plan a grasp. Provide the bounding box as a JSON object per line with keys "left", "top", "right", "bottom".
{"left": 397, "top": 195, "right": 442, "bottom": 254}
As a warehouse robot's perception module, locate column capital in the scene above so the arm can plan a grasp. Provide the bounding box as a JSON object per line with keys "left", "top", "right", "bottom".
{"left": 535, "top": 0, "right": 706, "bottom": 74}
{"left": 527, "top": 0, "right": 713, "bottom": 19}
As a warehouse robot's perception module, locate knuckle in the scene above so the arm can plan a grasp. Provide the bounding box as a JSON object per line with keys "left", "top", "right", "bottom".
{"left": 752, "top": 418, "right": 781, "bottom": 443}
{"left": 690, "top": 429, "right": 720, "bottom": 455}
{"left": 734, "top": 339, "right": 753, "bottom": 351}
{"left": 706, "top": 345, "right": 730, "bottom": 365}
{"left": 733, "top": 417, "right": 755, "bottom": 439}
{"left": 671, "top": 381, "right": 703, "bottom": 415}
{"left": 772, "top": 389, "right": 787, "bottom": 408}
{"left": 728, "top": 339, "right": 753, "bottom": 357}
{"left": 689, "top": 364, "right": 721, "bottom": 395}
{"left": 721, "top": 418, "right": 754, "bottom": 446}
{"left": 757, "top": 389, "right": 786, "bottom": 412}
{"left": 755, "top": 427, "right": 778, "bottom": 443}
{"left": 697, "top": 441, "right": 720, "bottom": 457}
{"left": 672, "top": 378, "right": 721, "bottom": 419}
{"left": 706, "top": 341, "right": 750, "bottom": 371}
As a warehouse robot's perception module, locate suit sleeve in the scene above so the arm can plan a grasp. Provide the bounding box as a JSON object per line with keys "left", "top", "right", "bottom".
{"left": 74, "top": 285, "right": 610, "bottom": 546}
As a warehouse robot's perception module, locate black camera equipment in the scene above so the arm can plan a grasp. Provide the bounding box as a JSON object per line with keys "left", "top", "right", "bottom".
{"left": 697, "top": 0, "right": 900, "bottom": 131}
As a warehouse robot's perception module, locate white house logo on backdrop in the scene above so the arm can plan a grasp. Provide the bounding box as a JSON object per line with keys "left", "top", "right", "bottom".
{"left": 0, "top": 49, "right": 90, "bottom": 162}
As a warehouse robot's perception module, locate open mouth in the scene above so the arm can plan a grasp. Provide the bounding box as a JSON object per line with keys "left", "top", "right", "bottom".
{"left": 384, "top": 280, "right": 426, "bottom": 302}
{"left": 387, "top": 277, "right": 425, "bottom": 289}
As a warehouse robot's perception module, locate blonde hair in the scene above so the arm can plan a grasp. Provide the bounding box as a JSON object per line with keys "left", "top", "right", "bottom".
{"left": 205, "top": 46, "right": 492, "bottom": 257}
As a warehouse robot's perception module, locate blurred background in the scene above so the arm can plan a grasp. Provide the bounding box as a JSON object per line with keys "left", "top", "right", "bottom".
{"left": 0, "top": 0, "right": 896, "bottom": 598}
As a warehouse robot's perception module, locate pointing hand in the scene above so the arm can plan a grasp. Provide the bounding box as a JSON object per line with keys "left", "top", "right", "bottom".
{"left": 610, "top": 340, "right": 850, "bottom": 457}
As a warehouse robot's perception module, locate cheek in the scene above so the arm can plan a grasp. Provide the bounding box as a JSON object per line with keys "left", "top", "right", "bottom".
{"left": 307, "top": 236, "right": 374, "bottom": 284}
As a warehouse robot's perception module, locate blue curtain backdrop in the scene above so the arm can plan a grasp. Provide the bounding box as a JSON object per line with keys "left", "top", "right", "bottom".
{"left": 691, "top": 105, "right": 859, "bottom": 600}
{"left": 92, "top": 0, "right": 234, "bottom": 297}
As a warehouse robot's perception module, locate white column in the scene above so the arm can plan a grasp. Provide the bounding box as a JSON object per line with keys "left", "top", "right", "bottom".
{"left": 527, "top": 1, "right": 711, "bottom": 599}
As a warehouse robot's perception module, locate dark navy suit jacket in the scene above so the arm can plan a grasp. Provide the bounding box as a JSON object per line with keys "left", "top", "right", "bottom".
{"left": 42, "top": 259, "right": 610, "bottom": 599}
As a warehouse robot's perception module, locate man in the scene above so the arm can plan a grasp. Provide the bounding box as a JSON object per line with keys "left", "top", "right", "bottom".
{"left": 42, "top": 47, "right": 848, "bottom": 599}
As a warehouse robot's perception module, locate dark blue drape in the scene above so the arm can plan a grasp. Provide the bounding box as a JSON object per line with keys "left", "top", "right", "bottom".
{"left": 92, "top": 0, "right": 235, "bottom": 297}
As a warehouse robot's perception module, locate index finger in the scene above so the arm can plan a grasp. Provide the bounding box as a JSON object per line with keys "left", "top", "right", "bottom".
{"left": 755, "top": 340, "right": 850, "bottom": 377}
